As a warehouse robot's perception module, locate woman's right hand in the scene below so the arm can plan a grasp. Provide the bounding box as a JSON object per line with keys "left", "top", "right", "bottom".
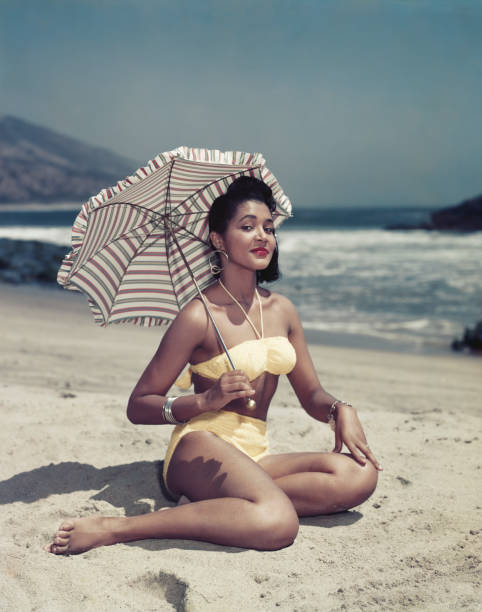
{"left": 201, "top": 370, "right": 255, "bottom": 411}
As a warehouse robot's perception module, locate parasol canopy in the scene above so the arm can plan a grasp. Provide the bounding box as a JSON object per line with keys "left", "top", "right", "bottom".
{"left": 58, "top": 146, "right": 292, "bottom": 327}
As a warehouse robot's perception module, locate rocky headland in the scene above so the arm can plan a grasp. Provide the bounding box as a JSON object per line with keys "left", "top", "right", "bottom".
{"left": 386, "top": 194, "right": 482, "bottom": 232}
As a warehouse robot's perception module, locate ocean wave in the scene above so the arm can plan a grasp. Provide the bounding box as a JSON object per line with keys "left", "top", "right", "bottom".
{"left": 302, "top": 316, "right": 460, "bottom": 345}
{"left": 0, "top": 222, "right": 478, "bottom": 353}
{"left": 0, "top": 226, "right": 71, "bottom": 245}
{"left": 279, "top": 229, "right": 482, "bottom": 251}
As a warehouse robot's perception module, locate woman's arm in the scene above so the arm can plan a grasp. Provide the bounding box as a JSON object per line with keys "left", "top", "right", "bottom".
{"left": 283, "top": 296, "right": 336, "bottom": 420}
{"left": 284, "top": 297, "right": 382, "bottom": 470}
{"left": 127, "top": 299, "right": 254, "bottom": 425}
{"left": 127, "top": 299, "right": 207, "bottom": 424}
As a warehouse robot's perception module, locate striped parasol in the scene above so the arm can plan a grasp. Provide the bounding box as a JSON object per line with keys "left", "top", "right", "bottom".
{"left": 58, "top": 146, "right": 292, "bottom": 328}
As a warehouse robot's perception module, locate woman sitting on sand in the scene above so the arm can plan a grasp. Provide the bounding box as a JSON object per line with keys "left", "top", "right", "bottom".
{"left": 47, "top": 177, "right": 381, "bottom": 555}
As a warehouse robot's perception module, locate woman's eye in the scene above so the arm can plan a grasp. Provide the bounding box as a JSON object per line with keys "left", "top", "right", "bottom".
{"left": 264, "top": 227, "right": 274, "bottom": 234}
{"left": 241, "top": 225, "right": 253, "bottom": 231}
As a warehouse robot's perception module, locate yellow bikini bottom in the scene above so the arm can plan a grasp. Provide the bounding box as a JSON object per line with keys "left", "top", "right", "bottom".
{"left": 162, "top": 409, "right": 269, "bottom": 500}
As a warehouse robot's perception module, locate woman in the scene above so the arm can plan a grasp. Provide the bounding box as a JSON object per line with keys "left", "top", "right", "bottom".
{"left": 46, "top": 177, "right": 381, "bottom": 555}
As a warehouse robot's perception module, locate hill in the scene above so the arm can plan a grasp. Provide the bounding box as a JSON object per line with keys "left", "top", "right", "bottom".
{"left": 0, "top": 115, "right": 138, "bottom": 203}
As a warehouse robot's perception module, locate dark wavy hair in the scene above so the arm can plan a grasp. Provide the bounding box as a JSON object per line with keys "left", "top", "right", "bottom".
{"left": 208, "top": 176, "right": 280, "bottom": 283}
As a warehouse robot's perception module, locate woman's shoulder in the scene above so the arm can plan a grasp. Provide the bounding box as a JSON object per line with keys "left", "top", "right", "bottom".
{"left": 167, "top": 296, "right": 209, "bottom": 345}
{"left": 259, "top": 289, "right": 299, "bottom": 334}
{"left": 259, "top": 287, "right": 296, "bottom": 312}
{"left": 177, "top": 294, "right": 209, "bottom": 324}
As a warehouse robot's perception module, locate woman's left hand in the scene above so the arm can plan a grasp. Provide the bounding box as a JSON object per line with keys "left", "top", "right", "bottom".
{"left": 333, "top": 404, "right": 383, "bottom": 471}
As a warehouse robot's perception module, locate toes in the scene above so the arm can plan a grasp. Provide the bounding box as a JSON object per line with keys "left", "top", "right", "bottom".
{"left": 50, "top": 543, "right": 69, "bottom": 555}
{"left": 45, "top": 521, "right": 74, "bottom": 554}
{"left": 45, "top": 542, "right": 68, "bottom": 555}
{"left": 54, "top": 544, "right": 70, "bottom": 554}
{"left": 59, "top": 521, "right": 75, "bottom": 531}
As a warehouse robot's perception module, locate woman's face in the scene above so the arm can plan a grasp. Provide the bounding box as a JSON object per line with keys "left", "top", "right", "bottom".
{"left": 212, "top": 200, "right": 276, "bottom": 272}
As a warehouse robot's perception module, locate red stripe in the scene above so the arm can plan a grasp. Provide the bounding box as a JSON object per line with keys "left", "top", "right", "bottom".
{"left": 140, "top": 249, "right": 168, "bottom": 256}
{"left": 117, "top": 287, "right": 174, "bottom": 295}
{"left": 111, "top": 306, "right": 178, "bottom": 315}
{"left": 124, "top": 236, "right": 139, "bottom": 255}
{"left": 74, "top": 273, "right": 110, "bottom": 312}
{"left": 199, "top": 217, "right": 209, "bottom": 235}
{"left": 176, "top": 268, "right": 211, "bottom": 295}
{"left": 87, "top": 205, "right": 109, "bottom": 257}
{"left": 104, "top": 244, "right": 126, "bottom": 270}
{"left": 170, "top": 251, "right": 208, "bottom": 276}
{"left": 119, "top": 205, "right": 135, "bottom": 238}
{"left": 90, "top": 259, "right": 117, "bottom": 292}
{"left": 197, "top": 191, "right": 211, "bottom": 208}
{"left": 102, "top": 205, "right": 121, "bottom": 250}
{"left": 214, "top": 182, "right": 224, "bottom": 195}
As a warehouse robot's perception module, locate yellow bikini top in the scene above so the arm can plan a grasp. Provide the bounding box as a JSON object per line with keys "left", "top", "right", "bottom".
{"left": 175, "top": 281, "right": 297, "bottom": 389}
{"left": 176, "top": 336, "right": 297, "bottom": 389}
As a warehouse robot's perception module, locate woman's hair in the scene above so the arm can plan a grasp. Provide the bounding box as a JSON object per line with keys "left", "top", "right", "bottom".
{"left": 208, "top": 176, "right": 280, "bottom": 283}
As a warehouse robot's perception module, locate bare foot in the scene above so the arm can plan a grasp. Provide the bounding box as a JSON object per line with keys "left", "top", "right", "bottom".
{"left": 44, "top": 517, "right": 122, "bottom": 555}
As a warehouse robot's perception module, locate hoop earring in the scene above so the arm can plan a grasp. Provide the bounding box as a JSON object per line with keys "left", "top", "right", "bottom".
{"left": 209, "top": 249, "right": 228, "bottom": 275}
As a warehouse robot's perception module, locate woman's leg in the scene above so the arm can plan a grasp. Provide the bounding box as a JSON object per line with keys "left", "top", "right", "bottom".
{"left": 46, "top": 431, "right": 299, "bottom": 555}
{"left": 258, "top": 452, "right": 378, "bottom": 517}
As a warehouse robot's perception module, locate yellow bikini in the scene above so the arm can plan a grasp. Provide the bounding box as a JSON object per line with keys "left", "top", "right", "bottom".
{"left": 175, "top": 336, "right": 297, "bottom": 388}
{"left": 177, "top": 280, "right": 296, "bottom": 386}
{"left": 162, "top": 409, "right": 271, "bottom": 499}
{"left": 162, "top": 283, "right": 297, "bottom": 499}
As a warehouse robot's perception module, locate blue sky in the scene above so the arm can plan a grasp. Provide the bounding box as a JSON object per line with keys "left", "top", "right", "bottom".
{"left": 1, "top": 0, "right": 481, "bottom": 207}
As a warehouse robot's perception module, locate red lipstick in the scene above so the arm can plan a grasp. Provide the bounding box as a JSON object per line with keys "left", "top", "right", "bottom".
{"left": 251, "top": 247, "right": 269, "bottom": 256}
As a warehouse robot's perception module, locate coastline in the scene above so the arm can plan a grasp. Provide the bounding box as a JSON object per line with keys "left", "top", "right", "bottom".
{"left": 1, "top": 219, "right": 480, "bottom": 356}
{"left": 0, "top": 282, "right": 481, "bottom": 610}
{"left": 0, "top": 281, "right": 467, "bottom": 357}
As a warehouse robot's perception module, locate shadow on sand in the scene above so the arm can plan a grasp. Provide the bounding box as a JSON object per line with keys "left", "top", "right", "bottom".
{"left": 2, "top": 460, "right": 363, "bottom": 552}
{"left": 0, "top": 460, "right": 169, "bottom": 515}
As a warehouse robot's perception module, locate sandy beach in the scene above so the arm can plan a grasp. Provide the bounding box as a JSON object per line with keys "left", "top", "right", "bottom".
{"left": 0, "top": 283, "right": 480, "bottom": 611}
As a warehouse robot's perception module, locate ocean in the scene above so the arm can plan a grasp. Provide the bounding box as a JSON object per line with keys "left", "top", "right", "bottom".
{"left": 0, "top": 206, "right": 480, "bottom": 354}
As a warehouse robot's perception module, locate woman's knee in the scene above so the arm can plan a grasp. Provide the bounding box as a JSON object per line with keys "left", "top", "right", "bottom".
{"left": 342, "top": 456, "right": 378, "bottom": 503}
{"left": 355, "top": 458, "right": 378, "bottom": 495}
{"left": 251, "top": 499, "right": 299, "bottom": 551}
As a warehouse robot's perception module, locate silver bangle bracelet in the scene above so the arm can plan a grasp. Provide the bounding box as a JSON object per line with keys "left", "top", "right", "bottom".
{"left": 162, "top": 396, "right": 185, "bottom": 425}
{"left": 328, "top": 399, "right": 353, "bottom": 431}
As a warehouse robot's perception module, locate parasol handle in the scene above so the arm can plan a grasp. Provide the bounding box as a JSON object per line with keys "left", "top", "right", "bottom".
{"left": 165, "top": 221, "right": 236, "bottom": 371}
{"left": 166, "top": 220, "right": 256, "bottom": 410}
{"left": 195, "top": 294, "right": 237, "bottom": 371}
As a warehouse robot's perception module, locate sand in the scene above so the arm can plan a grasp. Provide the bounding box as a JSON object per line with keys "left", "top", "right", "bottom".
{"left": 0, "top": 283, "right": 480, "bottom": 611}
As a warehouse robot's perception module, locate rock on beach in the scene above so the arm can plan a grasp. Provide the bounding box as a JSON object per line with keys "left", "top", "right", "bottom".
{"left": 0, "top": 238, "right": 68, "bottom": 285}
